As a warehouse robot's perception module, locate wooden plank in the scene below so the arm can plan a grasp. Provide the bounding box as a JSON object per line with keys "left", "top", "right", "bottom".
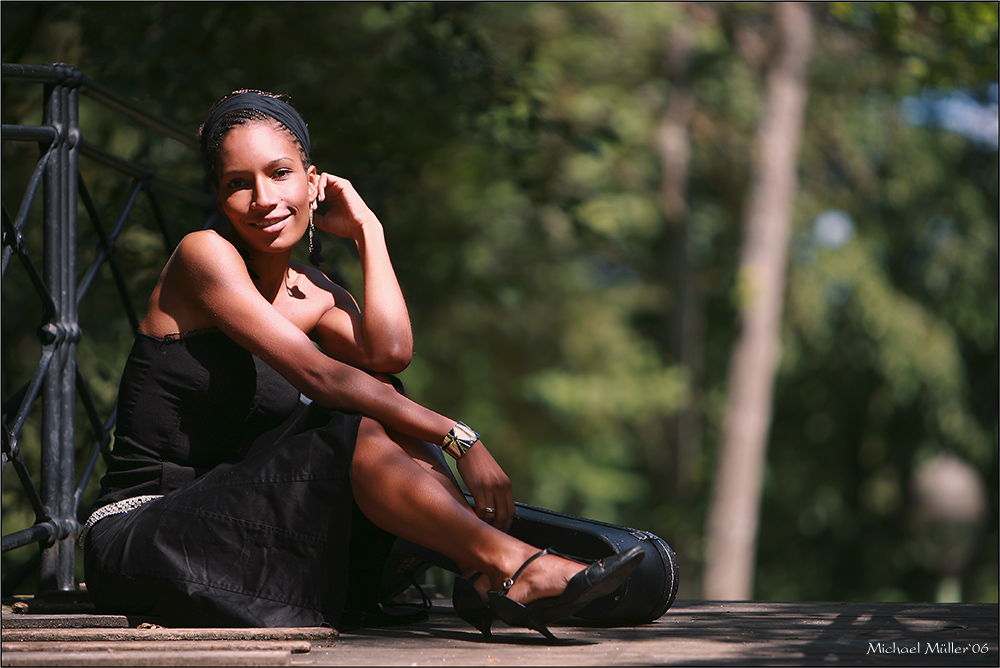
{"left": 2, "top": 640, "right": 313, "bottom": 653}
{"left": 1, "top": 627, "right": 336, "bottom": 642}
{"left": 1, "top": 613, "right": 132, "bottom": 629}
{"left": 0, "top": 650, "right": 293, "bottom": 667}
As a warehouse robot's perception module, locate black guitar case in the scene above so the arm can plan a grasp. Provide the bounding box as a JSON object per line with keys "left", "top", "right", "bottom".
{"left": 507, "top": 500, "right": 679, "bottom": 624}
{"left": 381, "top": 496, "right": 679, "bottom": 626}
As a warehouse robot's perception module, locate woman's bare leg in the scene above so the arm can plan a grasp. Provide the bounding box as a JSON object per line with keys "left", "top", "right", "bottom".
{"left": 351, "top": 417, "right": 584, "bottom": 605}
{"left": 387, "top": 427, "right": 470, "bottom": 507}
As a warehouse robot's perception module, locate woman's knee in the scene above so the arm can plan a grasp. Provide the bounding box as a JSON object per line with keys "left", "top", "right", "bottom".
{"left": 352, "top": 417, "right": 420, "bottom": 485}
{"left": 353, "top": 417, "right": 391, "bottom": 469}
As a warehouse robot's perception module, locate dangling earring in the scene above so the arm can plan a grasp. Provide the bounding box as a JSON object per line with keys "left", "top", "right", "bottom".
{"left": 308, "top": 206, "right": 322, "bottom": 267}
{"left": 307, "top": 207, "right": 314, "bottom": 255}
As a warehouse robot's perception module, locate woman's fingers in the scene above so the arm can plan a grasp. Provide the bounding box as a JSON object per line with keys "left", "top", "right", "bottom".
{"left": 316, "top": 172, "right": 329, "bottom": 203}
{"left": 500, "top": 487, "right": 515, "bottom": 533}
{"left": 469, "top": 489, "right": 490, "bottom": 523}
{"left": 454, "top": 439, "right": 516, "bottom": 531}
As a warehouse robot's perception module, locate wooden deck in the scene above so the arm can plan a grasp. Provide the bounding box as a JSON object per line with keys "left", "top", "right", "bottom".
{"left": 2, "top": 598, "right": 997, "bottom": 666}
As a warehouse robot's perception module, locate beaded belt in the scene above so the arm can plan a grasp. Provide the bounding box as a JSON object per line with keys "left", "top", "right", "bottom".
{"left": 78, "top": 495, "right": 163, "bottom": 547}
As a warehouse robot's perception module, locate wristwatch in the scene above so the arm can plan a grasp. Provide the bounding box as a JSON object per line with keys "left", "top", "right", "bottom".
{"left": 442, "top": 422, "right": 479, "bottom": 459}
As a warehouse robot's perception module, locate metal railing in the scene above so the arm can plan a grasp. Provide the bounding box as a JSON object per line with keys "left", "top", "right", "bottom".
{"left": 1, "top": 63, "right": 214, "bottom": 595}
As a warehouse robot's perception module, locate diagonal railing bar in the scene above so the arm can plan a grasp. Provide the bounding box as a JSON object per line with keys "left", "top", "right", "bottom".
{"left": 0, "top": 129, "right": 57, "bottom": 277}
{"left": 5, "top": 451, "right": 51, "bottom": 532}
{"left": 2, "top": 208, "right": 58, "bottom": 323}
{"left": 72, "top": 369, "right": 116, "bottom": 514}
{"left": 76, "top": 177, "right": 144, "bottom": 304}
{"left": 2, "top": 384, "right": 31, "bottom": 468}
{"left": 1, "top": 202, "right": 15, "bottom": 275}
{"left": 2, "top": 348, "right": 58, "bottom": 455}
{"left": 145, "top": 189, "right": 177, "bottom": 252}
{"left": 2, "top": 62, "right": 214, "bottom": 593}
{"left": 1, "top": 441, "right": 54, "bottom": 552}
{"left": 1, "top": 396, "right": 50, "bottom": 527}
{"left": 0, "top": 127, "right": 58, "bottom": 225}
{"left": 75, "top": 176, "right": 141, "bottom": 332}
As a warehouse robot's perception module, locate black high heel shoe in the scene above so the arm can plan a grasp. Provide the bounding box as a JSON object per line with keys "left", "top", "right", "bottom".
{"left": 488, "top": 546, "right": 645, "bottom": 641}
{"left": 452, "top": 571, "right": 494, "bottom": 637}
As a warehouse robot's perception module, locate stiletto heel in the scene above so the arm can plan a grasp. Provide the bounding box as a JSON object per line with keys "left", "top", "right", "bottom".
{"left": 489, "top": 590, "right": 558, "bottom": 641}
{"left": 452, "top": 571, "right": 493, "bottom": 637}
{"left": 488, "top": 546, "right": 645, "bottom": 641}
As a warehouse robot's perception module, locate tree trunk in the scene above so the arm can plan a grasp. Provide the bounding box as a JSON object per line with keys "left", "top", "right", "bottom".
{"left": 657, "top": 20, "right": 699, "bottom": 500}
{"left": 703, "top": 2, "right": 813, "bottom": 601}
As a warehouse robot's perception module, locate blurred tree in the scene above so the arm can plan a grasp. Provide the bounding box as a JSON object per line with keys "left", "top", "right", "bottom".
{"left": 757, "top": 1, "right": 997, "bottom": 602}
{"left": 657, "top": 4, "right": 702, "bottom": 503}
{"left": 704, "top": 1, "right": 814, "bottom": 601}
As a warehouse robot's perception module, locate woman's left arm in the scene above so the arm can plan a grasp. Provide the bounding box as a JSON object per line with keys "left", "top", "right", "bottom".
{"left": 311, "top": 173, "right": 413, "bottom": 374}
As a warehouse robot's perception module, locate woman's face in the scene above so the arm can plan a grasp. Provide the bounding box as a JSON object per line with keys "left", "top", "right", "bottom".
{"left": 215, "top": 120, "right": 318, "bottom": 256}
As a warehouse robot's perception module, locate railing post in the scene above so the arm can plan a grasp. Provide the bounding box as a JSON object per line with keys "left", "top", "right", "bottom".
{"left": 3, "top": 63, "right": 213, "bottom": 594}
{"left": 39, "top": 65, "right": 81, "bottom": 592}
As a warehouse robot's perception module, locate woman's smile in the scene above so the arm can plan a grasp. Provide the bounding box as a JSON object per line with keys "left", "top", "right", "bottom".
{"left": 246, "top": 212, "right": 291, "bottom": 232}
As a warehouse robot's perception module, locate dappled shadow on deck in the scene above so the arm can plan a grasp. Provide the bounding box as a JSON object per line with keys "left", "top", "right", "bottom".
{"left": 335, "top": 600, "right": 999, "bottom": 666}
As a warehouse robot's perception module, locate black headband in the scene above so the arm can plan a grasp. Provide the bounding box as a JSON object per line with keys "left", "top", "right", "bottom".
{"left": 202, "top": 92, "right": 311, "bottom": 157}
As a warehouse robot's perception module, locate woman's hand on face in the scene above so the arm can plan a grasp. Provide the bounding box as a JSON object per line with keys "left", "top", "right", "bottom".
{"left": 312, "top": 173, "right": 378, "bottom": 240}
{"left": 456, "top": 442, "right": 515, "bottom": 533}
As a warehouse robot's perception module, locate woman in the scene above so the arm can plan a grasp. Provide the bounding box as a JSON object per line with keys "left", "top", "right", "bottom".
{"left": 81, "top": 90, "right": 641, "bottom": 639}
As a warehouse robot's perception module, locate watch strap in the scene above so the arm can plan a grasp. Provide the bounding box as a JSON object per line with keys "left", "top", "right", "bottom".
{"left": 442, "top": 421, "right": 479, "bottom": 459}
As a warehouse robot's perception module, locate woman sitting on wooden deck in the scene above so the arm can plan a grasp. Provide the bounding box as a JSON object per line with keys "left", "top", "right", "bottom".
{"left": 80, "top": 90, "right": 642, "bottom": 641}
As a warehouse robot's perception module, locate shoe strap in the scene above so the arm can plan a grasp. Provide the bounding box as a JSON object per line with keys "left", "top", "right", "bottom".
{"left": 499, "top": 549, "right": 551, "bottom": 594}
{"left": 545, "top": 549, "right": 591, "bottom": 566}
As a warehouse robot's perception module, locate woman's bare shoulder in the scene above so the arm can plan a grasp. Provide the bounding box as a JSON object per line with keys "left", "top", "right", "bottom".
{"left": 171, "top": 229, "right": 241, "bottom": 265}
{"left": 162, "top": 229, "right": 253, "bottom": 288}
{"left": 141, "top": 230, "right": 254, "bottom": 336}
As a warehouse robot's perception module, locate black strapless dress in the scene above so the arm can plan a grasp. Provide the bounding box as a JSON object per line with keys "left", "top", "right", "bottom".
{"left": 83, "top": 330, "right": 381, "bottom": 628}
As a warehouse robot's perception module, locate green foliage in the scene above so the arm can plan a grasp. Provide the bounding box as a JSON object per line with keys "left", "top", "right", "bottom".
{"left": 763, "top": 1, "right": 998, "bottom": 603}
{"left": 2, "top": 1, "right": 996, "bottom": 603}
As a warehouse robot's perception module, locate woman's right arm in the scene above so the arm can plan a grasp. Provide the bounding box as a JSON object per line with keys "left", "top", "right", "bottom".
{"left": 311, "top": 174, "right": 413, "bottom": 374}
